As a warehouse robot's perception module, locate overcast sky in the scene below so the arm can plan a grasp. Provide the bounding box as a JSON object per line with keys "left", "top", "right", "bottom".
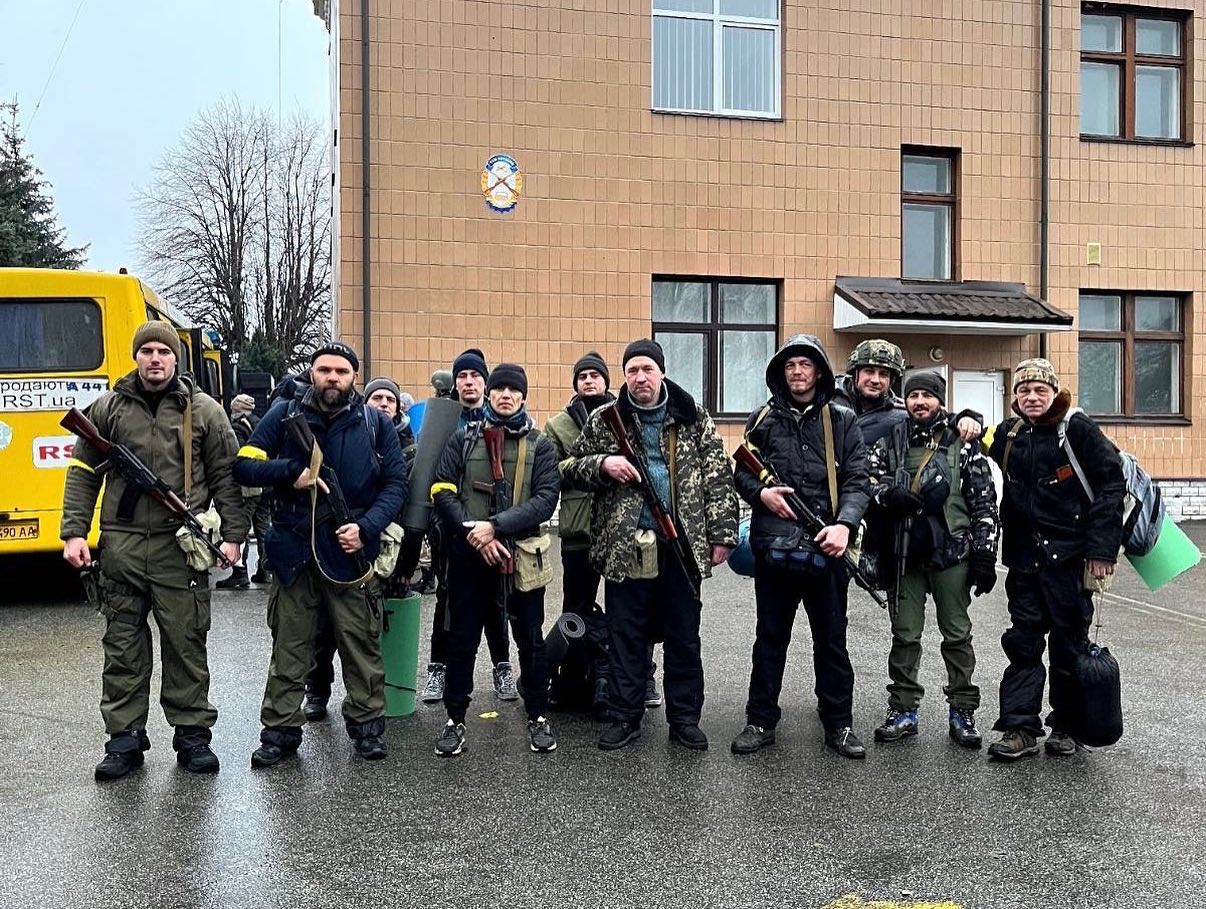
{"left": 3, "top": 0, "right": 330, "bottom": 271}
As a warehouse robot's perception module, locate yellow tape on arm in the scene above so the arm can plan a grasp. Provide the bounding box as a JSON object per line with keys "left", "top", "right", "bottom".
{"left": 429, "top": 482, "right": 458, "bottom": 501}
{"left": 237, "top": 445, "right": 269, "bottom": 461}
{"left": 66, "top": 458, "right": 96, "bottom": 474}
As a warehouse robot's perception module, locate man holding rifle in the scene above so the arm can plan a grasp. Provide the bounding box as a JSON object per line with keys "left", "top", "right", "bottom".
{"left": 61, "top": 321, "right": 247, "bottom": 781}
{"left": 730, "top": 334, "right": 871, "bottom": 759}
{"left": 562, "top": 340, "right": 739, "bottom": 752}
{"left": 430, "top": 363, "right": 561, "bottom": 756}
{"left": 233, "top": 342, "right": 407, "bottom": 767}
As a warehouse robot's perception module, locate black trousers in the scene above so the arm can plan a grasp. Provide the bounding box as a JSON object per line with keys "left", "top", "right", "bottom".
{"left": 561, "top": 545, "right": 601, "bottom": 614}
{"left": 995, "top": 560, "right": 1094, "bottom": 736}
{"left": 604, "top": 543, "right": 700, "bottom": 727}
{"left": 429, "top": 533, "right": 510, "bottom": 666}
{"left": 745, "top": 558, "right": 855, "bottom": 732}
{"left": 444, "top": 551, "right": 548, "bottom": 724}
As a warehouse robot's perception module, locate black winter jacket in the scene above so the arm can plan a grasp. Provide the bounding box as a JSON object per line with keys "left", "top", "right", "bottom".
{"left": 735, "top": 335, "right": 870, "bottom": 552}
{"left": 987, "top": 389, "right": 1125, "bottom": 570}
{"left": 832, "top": 375, "right": 906, "bottom": 449}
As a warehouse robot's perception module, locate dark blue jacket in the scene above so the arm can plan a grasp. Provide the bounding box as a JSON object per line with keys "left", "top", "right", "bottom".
{"left": 233, "top": 390, "right": 409, "bottom": 586}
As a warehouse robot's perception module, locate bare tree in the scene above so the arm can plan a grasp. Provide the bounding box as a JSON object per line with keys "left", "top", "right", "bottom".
{"left": 137, "top": 100, "right": 330, "bottom": 369}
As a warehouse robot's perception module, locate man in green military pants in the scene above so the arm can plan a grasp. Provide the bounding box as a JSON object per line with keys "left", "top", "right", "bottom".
{"left": 866, "top": 369, "right": 1001, "bottom": 748}
{"left": 62, "top": 321, "right": 247, "bottom": 781}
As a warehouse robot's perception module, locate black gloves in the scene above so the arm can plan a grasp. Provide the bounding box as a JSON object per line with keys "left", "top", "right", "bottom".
{"left": 969, "top": 550, "right": 998, "bottom": 596}
{"left": 882, "top": 485, "right": 924, "bottom": 515}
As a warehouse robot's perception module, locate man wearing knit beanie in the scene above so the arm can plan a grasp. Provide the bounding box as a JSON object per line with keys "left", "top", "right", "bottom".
{"left": 131, "top": 320, "right": 183, "bottom": 363}
{"left": 572, "top": 351, "right": 610, "bottom": 391}
{"left": 1012, "top": 357, "right": 1060, "bottom": 393}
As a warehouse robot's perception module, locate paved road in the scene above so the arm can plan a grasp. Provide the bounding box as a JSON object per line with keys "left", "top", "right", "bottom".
{"left": 1, "top": 529, "right": 1204, "bottom": 909}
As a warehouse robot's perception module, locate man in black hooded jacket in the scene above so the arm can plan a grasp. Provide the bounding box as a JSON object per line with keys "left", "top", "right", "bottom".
{"left": 731, "top": 335, "right": 871, "bottom": 759}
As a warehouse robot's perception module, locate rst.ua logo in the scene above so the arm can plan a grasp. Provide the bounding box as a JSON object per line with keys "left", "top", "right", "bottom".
{"left": 33, "top": 436, "right": 77, "bottom": 468}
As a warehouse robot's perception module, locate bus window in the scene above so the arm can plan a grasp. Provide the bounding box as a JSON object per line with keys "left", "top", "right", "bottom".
{"left": 0, "top": 299, "right": 103, "bottom": 372}
{"left": 204, "top": 357, "right": 221, "bottom": 397}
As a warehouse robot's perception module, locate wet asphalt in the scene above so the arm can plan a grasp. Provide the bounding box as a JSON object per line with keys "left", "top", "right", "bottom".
{"left": 1, "top": 529, "right": 1204, "bottom": 909}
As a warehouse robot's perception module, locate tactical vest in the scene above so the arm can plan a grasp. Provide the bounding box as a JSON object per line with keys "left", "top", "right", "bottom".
{"left": 459, "top": 427, "right": 540, "bottom": 520}
{"left": 898, "top": 429, "right": 970, "bottom": 538}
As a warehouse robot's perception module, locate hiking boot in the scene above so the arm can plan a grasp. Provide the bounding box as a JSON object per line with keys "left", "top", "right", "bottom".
{"left": 644, "top": 678, "right": 663, "bottom": 708}
{"left": 527, "top": 716, "right": 557, "bottom": 753}
{"left": 177, "top": 744, "right": 220, "bottom": 774}
{"left": 493, "top": 661, "right": 519, "bottom": 700}
{"left": 825, "top": 727, "right": 867, "bottom": 759}
{"left": 874, "top": 707, "right": 919, "bottom": 743}
{"left": 669, "top": 724, "right": 708, "bottom": 750}
{"left": 353, "top": 734, "right": 388, "bottom": 760}
{"left": 303, "top": 694, "right": 329, "bottom": 721}
{"left": 988, "top": 729, "right": 1040, "bottom": 762}
{"left": 731, "top": 724, "right": 776, "bottom": 754}
{"left": 435, "top": 720, "right": 467, "bottom": 757}
{"left": 249, "top": 569, "right": 273, "bottom": 585}
{"left": 215, "top": 565, "right": 250, "bottom": 590}
{"left": 948, "top": 707, "right": 983, "bottom": 749}
{"left": 1045, "top": 729, "right": 1079, "bottom": 756}
{"left": 420, "top": 663, "right": 446, "bottom": 703}
{"left": 250, "top": 743, "right": 297, "bottom": 768}
{"left": 598, "top": 721, "right": 641, "bottom": 751}
{"left": 94, "top": 750, "right": 144, "bottom": 781}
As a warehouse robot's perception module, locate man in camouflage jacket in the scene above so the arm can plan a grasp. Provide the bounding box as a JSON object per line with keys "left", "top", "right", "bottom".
{"left": 562, "top": 339, "right": 739, "bottom": 752}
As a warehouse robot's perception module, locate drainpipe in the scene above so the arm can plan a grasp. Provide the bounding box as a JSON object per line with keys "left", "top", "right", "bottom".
{"left": 360, "top": 0, "right": 373, "bottom": 377}
{"left": 1039, "top": 0, "right": 1050, "bottom": 359}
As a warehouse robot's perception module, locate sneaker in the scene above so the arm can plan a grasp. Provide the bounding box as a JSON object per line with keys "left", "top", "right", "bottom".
{"left": 987, "top": 729, "right": 1040, "bottom": 762}
{"left": 420, "top": 663, "right": 446, "bottom": 703}
{"left": 825, "top": 726, "right": 867, "bottom": 759}
{"left": 873, "top": 707, "right": 919, "bottom": 743}
{"left": 493, "top": 662, "right": 519, "bottom": 700}
{"left": 598, "top": 721, "right": 641, "bottom": 751}
{"left": 948, "top": 707, "right": 983, "bottom": 749}
{"left": 176, "top": 744, "right": 220, "bottom": 774}
{"left": 669, "top": 724, "right": 709, "bottom": 751}
{"left": 303, "top": 694, "right": 329, "bottom": 721}
{"left": 215, "top": 565, "right": 250, "bottom": 590}
{"left": 94, "top": 750, "right": 144, "bottom": 781}
{"left": 527, "top": 716, "right": 558, "bottom": 753}
{"left": 1045, "top": 729, "right": 1079, "bottom": 756}
{"left": 250, "top": 743, "right": 297, "bottom": 768}
{"left": 731, "top": 724, "right": 776, "bottom": 754}
{"left": 435, "top": 720, "right": 467, "bottom": 757}
{"left": 353, "top": 734, "right": 388, "bottom": 760}
{"left": 644, "top": 678, "right": 663, "bottom": 708}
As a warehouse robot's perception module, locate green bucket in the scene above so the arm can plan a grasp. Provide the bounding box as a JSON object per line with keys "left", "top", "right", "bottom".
{"left": 1126, "top": 515, "right": 1202, "bottom": 592}
{"left": 380, "top": 594, "right": 422, "bottom": 717}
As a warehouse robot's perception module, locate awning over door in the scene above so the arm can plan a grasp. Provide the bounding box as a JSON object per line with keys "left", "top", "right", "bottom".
{"left": 833, "top": 276, "right": 1073, "bottom": 335}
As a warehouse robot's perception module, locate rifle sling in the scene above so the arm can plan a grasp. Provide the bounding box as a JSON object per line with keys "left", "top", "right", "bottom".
{"left": 909, "top": 442, "right": 941, "bottom": 495}
{"left": 511, "top": 434, "right": 529, "bottom": 508}
{"left": 182, "top": 394, "right": 193, "bottom": 503}
{"left": 668, "top": 425, "right": 678, "bottom": 515}
{"left": 821, "top": 405, "right": 838, "bottom": 513}
{"left": 304, "top": 425, "right": 373, "bottom": 589}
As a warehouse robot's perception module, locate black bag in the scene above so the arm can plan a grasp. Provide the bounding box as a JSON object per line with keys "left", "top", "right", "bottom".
{"left": 1071, "top": 642, "right": 1123, "bottom": 747}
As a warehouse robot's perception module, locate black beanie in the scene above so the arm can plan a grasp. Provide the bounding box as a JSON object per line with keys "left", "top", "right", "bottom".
{"left": 452, "top": 348, "right": 489, "bottom": 379}
{"left": 622, "top": 339, "right": 665, "bottom": 373}
{"left": 572, "top": 351, "right": 610, "bottom": 390}
{"left": 487, "top": 363, "right": 528, "bottom": 397}
{"left": 311, "top": 341, "right": 360, "bottom": 372}
{"left": 903, "top": 369, "right": 947, "bottom": 402}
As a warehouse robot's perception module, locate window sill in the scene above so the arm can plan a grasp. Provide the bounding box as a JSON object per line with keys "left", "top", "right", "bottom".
{"left": 1089, "top": 415, "right": 1191, "bottom": 427}
{"left": 714, "top": 414, "right": 756, "bottom": 425}
{"left": 1079, "top": 135, "right": 1194, "bottom": 149}
{"left": 652, "top": 108, "right": 783, "bottom": 123}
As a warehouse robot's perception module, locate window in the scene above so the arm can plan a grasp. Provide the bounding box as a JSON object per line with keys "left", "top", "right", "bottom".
{"left": 901, "top": 148, "right": 958, "bottom": 281}
{"left": 652, "top": 1, "right": 780, "bottom": 118}
{"left": 0, "top": 299, "right": 103, "bottom": 372}
{"left": 1080, "top": 7, "right": 1188, "bottom": 141}
{"left": 1078, "top": 292, "right": 1186, "bottom": 418}
{"left": 652, "top": 278, "right": 778, "bottom": 417}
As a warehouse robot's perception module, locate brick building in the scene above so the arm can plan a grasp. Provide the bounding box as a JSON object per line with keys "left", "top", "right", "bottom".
{"left": 317, "top": 0, "right": 1206, "bottom": 514}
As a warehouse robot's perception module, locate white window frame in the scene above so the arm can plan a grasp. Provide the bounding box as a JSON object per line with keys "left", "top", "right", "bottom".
{"left": 652, "top": 2, "right": 782, "bottom": 119}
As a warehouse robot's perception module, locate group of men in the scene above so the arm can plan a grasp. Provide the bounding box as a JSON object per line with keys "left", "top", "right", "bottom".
{"left": 61, "top": 320, "right": 1125, "bottom": 780}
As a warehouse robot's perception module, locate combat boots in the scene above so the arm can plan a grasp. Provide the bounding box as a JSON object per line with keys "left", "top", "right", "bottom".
{"left": 94, "top": 729, "right": 151, "bottom": 782}
{"left": 215, "top": 565, "right": 250, "bottom": 590}
{"left": 251, "top": 726, "right": 302, "bottom": 768}
{"left": 303, "top": 693, "right": 329, "bottom": 721}
{"left": 874, "top": 707, "right": 919, "bottom": 743}
{"left": 173, "top": 726, "right": 219, "bottom": 773}
{"left": 987, "top": 729, "right": 1040, "bottom": 761}
{"left": 948, "top": 707, "right": 983, "bottom": 749}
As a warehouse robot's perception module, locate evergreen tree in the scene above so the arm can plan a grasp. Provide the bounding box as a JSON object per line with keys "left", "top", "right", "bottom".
{"left": 0, "top": 101, "right": 87, "bottom": 268}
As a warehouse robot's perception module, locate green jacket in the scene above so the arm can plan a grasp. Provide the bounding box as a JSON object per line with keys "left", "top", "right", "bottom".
{"left": 60, "top": 371, "right": 248, "bottom": 543}
{"left": 544, "top": 397, "right": 603, "bottom": 549}
{"left": 561, "top": 381, "right": 739, "bottom": 583}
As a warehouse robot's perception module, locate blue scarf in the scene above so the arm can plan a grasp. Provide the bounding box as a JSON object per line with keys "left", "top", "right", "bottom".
{"left": 483, "top": 402, "right": 531, "bottom": 434}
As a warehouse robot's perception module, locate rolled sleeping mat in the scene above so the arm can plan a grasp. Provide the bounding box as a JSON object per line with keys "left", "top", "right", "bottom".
{"left": 544, "top": 611, "right": 587, "bottom": 670}
{"left": 380, "top": 593, "right": 422, "bottom": 717}
{"left": 1126, "top": 514, "right": 1202, "bottom": 591}
{"left": 727, "top": 516, "right": 755, "bottom": 578}
{"left": 402, "top": 396, "right": 464, "bottom": 532}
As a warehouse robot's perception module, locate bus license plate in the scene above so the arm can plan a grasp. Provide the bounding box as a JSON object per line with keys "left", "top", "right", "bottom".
{"left": 0, "top": 520, "right": 38, "bottom": 541}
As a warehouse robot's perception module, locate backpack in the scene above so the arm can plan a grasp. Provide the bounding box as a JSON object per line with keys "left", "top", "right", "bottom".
{"left": 1001, "top": 407, "right": 1164, "bottom": 557}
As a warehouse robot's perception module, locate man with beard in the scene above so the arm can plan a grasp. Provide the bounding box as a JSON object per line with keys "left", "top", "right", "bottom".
{"left": 866, "top": 370, "right": 1000, "bottom": 749}
{"left": 729, "top": 335, "right": 871, "bottom": 759}
{"left": 234, "top": 342, "right": 408, "bottom": 766}
{"left": 562, "top": 340, "right": 739, "bottom": 751}
{"left": 430, "top": 364, "right": 561, "bottom": 756}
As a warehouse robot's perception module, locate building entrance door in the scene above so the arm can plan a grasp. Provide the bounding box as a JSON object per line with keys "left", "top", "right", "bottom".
{"left": 954, "top": 369, "right": 1006, "bottom": 500}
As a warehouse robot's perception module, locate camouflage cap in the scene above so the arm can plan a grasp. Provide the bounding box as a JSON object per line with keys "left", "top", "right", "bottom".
{"left": 847, "top": 339, "right": 905, "bottom": 378}
{"left": 1013, "top": 357, "right": 1060, "bottom": 392}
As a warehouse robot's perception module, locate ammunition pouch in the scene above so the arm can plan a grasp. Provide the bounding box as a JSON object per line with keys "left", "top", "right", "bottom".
{"left": 175, "top": 507, "right": 223, "bottom": 571}
{"left": 515, "top": 533, "right": 554, "bottom": 592}
{"left": 630, "top": 529, "right": 659, "bottom": 580}
{"left": 373, "top": 522, "right": 405, "bottom": 579}
{"left": 766, "top": 527, "right": 829, "bottom": 575}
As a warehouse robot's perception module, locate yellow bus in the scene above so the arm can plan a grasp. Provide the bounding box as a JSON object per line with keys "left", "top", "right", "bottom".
{"left": 0, "top": 268, "right": 233, "bottom": 556}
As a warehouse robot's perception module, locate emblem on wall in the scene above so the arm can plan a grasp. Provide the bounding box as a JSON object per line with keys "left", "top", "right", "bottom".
{"left": 482, "top": 154, "right": 522, "bottom": 212}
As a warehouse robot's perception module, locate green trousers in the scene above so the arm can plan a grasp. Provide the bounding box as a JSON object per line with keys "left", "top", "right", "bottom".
{"left": 96, "top": 532, "right": 216, "bottom": 735}
{"left": 261, "top": 561, "right": 385, "bottom": 729}
{"left": 887, "top": 560, "right": 979, "bottom": 711}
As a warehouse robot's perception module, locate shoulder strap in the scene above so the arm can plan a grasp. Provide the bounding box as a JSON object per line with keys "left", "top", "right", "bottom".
{"left": 512, "top": 433, "right": 529, "bottom": 507}
{"left": 821, "top": 405, "right": 838, "bottom": 511}
{"left": 1059, "top": 413, "right": 1095, "bottom": 502}
{"left": 745, "top": 404, "right": 772, "bottom": 443}
{"left": 363, "top": 404, "right": 379, "bottom": 450}
{"left": 1000, "top": 417, "right": 1025, "bottom": 474}
{"left": 183, "top": 393, "right": 194, "bottom": 502}
{"left": 910, "top": 444, "right": 940, "bottom": 494}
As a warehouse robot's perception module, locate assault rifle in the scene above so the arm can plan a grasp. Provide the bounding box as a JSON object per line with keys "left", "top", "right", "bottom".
{"left": 61, "top": 407, "right": 231, "bottom": 567}
{"left": 470, "top": 425, "right": 516, "bottom": 582}
{"left": 601, "top": 405, "right": 701, "bottom": 591}
{"left": 892, "top": 464, "right": 914, "bottom": 621}
{"left": 281, "top": 410, "right": 373, "bottom": 584}
{"left": 733, "top": 442, "right": 888, "bottom": 610}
